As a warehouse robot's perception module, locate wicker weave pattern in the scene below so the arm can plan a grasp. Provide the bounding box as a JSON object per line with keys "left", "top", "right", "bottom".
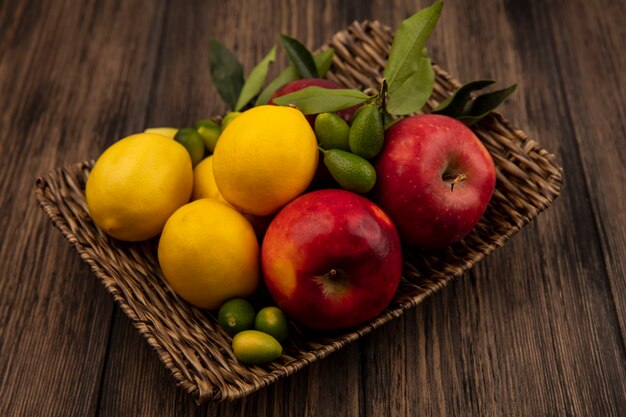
{"left": 35, "top": 21, "right": 563, "bottom": 403}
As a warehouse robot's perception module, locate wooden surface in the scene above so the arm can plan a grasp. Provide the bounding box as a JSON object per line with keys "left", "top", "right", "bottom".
{"left": 1, "top": 0, "right": 624, "bottom": 415}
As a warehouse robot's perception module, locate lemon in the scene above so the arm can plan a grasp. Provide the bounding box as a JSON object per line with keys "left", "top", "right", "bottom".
{"left": 192, "top": 156, "right": 228, "bottom": 203}
{"left": 212, "top": 105, "right": 318, "bottom": 216}
{"left": 144, "top": 127, "right": 178, "bottom": 139}
{"left": 254, "top": 306, "right": 288, "bottom": 342}
{"left": 232, "top": 330, "right": 282, "bottom": 364}
{"left": 85, "top": 133, "right": 192, "bottom": 241}
{"left": 157, "top": 199, "right": 259, "bottom": 309}
{"left": 218, "top": 298, "right": 256, "bottom": 335}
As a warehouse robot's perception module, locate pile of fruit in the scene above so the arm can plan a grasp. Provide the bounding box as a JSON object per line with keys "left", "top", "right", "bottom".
{"left": 85, "top": 2, "right": 515, "bottom": 364}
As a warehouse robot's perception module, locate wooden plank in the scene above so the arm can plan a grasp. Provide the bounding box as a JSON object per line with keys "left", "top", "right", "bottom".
{"left": 0, "top": 0, "right": 167, "bottom": 416}
{"left": 544, "top": 0, "right": 626, "bottom": 338}
{"left": 499, "top": 0, "right": 626, "bottom": 413}
{"left": 93, "top": 311, "right": 205, "bottom": 416}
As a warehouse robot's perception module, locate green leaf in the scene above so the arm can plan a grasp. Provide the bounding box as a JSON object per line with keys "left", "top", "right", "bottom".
{"left": 280, "top": 35, "right": 319, "bottom": 79}
{"left": 383, "top": 1, "right": 443, "bottom": 91}
{"left": 255, "top": 49, "right": 335, "bottom": 106}
{"left": 467, "top": 84, "right": 518, "bottom": 115}
{"left": 455, "top": 115, "right": 486, "bottom": 125}
{"left": 386, "top": 51, "right": 435, "bottom": 115}
{"left": 255, "top": 67, "right": 298, "bottom": 106}
{"left": 432, "top": 79, "right": 495, "bottom": 116}
{"left": 234, "top": 46, "right": 277, "bottom": 111}
{"left": 272, "top": 87, "right": 372, "bottom": 114}
{"left": 209, "top": 39, "right": 245, "bottom": 110}
{"left": 458, "top": 84, "right": 517, "bottom": 125}
{"left": 314, "top": 48, "right": 335, "bottom": 78}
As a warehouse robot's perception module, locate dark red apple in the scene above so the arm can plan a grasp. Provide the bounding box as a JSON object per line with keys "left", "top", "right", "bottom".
{"left": 261, "top": 189, "right": 402, "bottom": 330}
{"left": 269, "top": 78, "right": 359, "bottom": 124}
{"left": 374, "top": 114, "right": 496, "bottom": 249}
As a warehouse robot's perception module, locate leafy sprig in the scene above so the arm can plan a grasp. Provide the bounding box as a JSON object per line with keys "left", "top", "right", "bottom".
{"left": 433, "top": 81, "right": 517, "bottom": 125}
{"left": 209, "top": 37, "right": 336, "bottom": 110}
{"left": 268, "top": 1, "right": 444, "bottom": 117}
{"left": 256, "top": 49, "right": 334, "bottom": 106}
{"left": 209, "top": 40, "right": 245, "bottom": 110}
{"left": 384, "top": 1, "right": 442, "bottom": 115}
{"left": 210, "top": 41, "right": 277, "bottom": 111}
{"left": 279, "top": 35, "right": 319, "bottom": 79}
{"left": 272, "top": 87, "right": 372, "bottom": 114}
{"left": 210, "top": 0, "right": 516, "bottom": 126}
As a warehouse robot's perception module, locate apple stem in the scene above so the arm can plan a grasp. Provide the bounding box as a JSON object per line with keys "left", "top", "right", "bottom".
{"left": 445, "top": 173, "right": 467, "bottom": 191}
{"left": 329, "top": 269, "right": 337, "bottom": 278}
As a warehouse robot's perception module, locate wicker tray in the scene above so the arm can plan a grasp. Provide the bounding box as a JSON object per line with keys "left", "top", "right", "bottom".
{"left": 35, "top": 20, "right": 563, "bottom": 403}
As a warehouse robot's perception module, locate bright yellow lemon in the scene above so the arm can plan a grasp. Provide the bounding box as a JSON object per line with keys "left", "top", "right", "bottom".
{"left": 192, "top": 156, "right": 228, "bottom": 203}
{"left": 157, "top": 199, "right": 259, "bottom": 309}
{"left": 85, "top": 133, "right": 192, "bottom": 241}
{"left": 212, "top": 105, "right": 318, "bottom": 216}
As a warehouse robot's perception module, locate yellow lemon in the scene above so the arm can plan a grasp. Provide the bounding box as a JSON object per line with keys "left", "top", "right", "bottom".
{"left": 192, "top": 156, "right": 228, "bottom": 203}
{"left": 212, "top": 105, "right": 318, "bottom": 216}
{"left": 158, "top": 199, "right": 259, "bottom": 309}
{"left": 144, "top": 127, "right": 178, "bottom": 138}
{"left": 86, "top": 133, "right": 192, "bottom": 241}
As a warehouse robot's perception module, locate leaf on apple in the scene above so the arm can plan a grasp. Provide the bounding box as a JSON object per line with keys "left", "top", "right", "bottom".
{"left": 385, "top": 48, "right": 435, "bottom": 116}
{"left": 255, "top": 49, "right": 335, "bottom": 106}
{"left": 272, "top": 86, "right": 372, "bottom": 114}
{"left": 384, "top": 1, "right": 443, "bottom": 115}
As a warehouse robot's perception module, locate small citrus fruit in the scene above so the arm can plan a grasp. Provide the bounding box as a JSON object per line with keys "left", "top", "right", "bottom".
{"left": 175, "top": 128, "right": 205, "bottom": 167}
{"left": 213, "top": 105, "right": 318, "bottom": 216}
{"left": 86, "top": 133, "right": 192, "bottom": 241}
{"left": 315, "top": 113, "right": 350, "bottom": 151}
{"left": 158, "top": 199, "right": 259, "bottom": 309}
{"left": 144, "top": 127, "right": 178, "bottom": 138}
{"left": 192, "top": 156, "right": 228, "bottom": 203}
{"left": 323, "top": 149, "right": 376, "bottom": 193}
{"left": 348, "top": 103, "right": 384, "bottom": 159}
{"left": 254, "top": 307, "right": 288, "bottom": 342}
{"left": 194, "top": 119, "right": 221, "bottom": 152}
{"left": 220, "top": 112, "right": 241, "bottom": 132}
{"left": 232, "top": 330, "right": 282, "bottom": 364}
{"left": 218, "top": 298, "right": 256, "bottom": 335}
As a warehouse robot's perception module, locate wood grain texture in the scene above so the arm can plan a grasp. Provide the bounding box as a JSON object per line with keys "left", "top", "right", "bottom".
{"left": 0, "top": 0, "right": 624, "bottom": 416}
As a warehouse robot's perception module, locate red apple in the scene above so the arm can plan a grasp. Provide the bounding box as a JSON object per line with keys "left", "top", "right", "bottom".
{"left": 374, "top": 114, "right": 496, "bottom": 249}
{"left": 270, "top": 78, "right": 359, "bottom": 124}
{"left": 261, "top": 189, "right": 402, "bottom": 330}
